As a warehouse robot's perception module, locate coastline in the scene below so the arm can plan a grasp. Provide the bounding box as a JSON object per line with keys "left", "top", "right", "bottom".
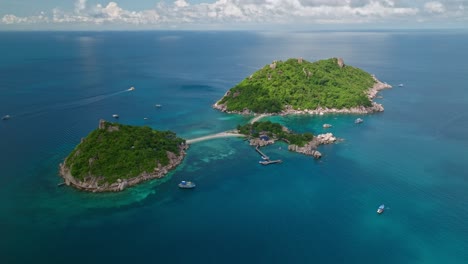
{"left": 249, "top": 131, "right": 338, "bottom": 159}
{"left": 59, "top": 145, "right": 188, "bottom": 193}
{"left": 213, "top": 76, "right": 391, "bottom": 116}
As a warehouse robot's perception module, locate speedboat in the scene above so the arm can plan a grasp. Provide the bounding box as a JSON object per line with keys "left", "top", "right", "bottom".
{"left": 377, "top": 204, "right": 385, "bottom": 214}
{"left": 127, "top": 86, "right": 135, "bottom": 91}
{"left": 2, "top": 115, "right": 10, "bottom": 120}
{"left": 178, "top": 181, "right": 196, "bottom": 189}
{"left": 112, "top": 114, "right": 119, "bottom": 118}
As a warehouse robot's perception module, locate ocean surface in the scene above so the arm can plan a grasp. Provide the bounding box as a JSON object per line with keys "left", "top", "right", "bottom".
{"left": 0, "top": 30, "right": 467, "bottom": 264}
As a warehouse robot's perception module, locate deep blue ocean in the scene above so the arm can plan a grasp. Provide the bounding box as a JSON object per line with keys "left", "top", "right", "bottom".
{"left": 0, "top": 30, "right": 467, "bottom": 264}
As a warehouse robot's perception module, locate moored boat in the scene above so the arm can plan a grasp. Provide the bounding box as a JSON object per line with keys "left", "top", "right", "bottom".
{"left": 377, "top": 204, "right": 385, "bottom": 214}
{"left": 178, "top": 181, "right": 196, "bottom": 189}
{"left": 112, "top": 114, "right": 119, "bottom": 118}
{"left": 355, "top": 118, "right": 363, "bottom": 124}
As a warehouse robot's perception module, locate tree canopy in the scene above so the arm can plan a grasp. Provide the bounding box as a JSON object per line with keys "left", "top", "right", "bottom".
{"left": 237, "top": 121, "right": 314, "bottom": 147}
{"left": 217, "top": 58, "right": 375, "bottom": 113}
{"left": 65, "top": 121, "right": 185, "bottom": 184}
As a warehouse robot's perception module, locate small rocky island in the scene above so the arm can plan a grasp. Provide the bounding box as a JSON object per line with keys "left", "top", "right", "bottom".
{"left": 237, "top": 121, "right": 337, "bottom": 159}
{"left": 59, "top": 120, "right": 188, "bottom": 192}
{"left": 214, "top": 57, "right": 391, "bottom": 115}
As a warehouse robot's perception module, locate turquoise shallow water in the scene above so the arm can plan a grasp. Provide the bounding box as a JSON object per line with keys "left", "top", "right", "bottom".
{"left": 0, "top": 31, "right": 467, "bottom": 263}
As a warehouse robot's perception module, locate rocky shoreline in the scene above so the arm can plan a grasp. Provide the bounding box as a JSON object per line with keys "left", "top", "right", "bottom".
{"left": 59, "top": 145, "right": 188, "bottom": 193}
{"left": 213, "top": 76, "right": 391, "bottom": 116}
{"left": 248, "top": 132, "right": 337, "bottom": 159}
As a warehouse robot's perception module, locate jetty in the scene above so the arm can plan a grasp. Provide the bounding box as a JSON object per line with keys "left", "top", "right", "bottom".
{"left": 255, "top": 145, "right": 269, "bottom": 160}
{"left": 255, "top": 145, "right": 282, "bottom": 165}
{"left": 259, "top": 160, "right": 282, "bottom": 165}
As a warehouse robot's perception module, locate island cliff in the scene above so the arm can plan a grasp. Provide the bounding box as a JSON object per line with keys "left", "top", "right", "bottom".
{"left": 213, "top": 57, "right": 391, "bottom": 115}
{"left": 59, "top": 120, "right": 188, "bottom": 192}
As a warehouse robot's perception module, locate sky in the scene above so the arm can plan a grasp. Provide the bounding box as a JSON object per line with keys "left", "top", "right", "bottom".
{"left": 0, "top": 0, "right": 467, "bottom": 30}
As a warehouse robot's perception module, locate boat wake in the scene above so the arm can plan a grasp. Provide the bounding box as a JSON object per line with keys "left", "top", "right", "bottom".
{"left": 12, "top": 89, "right": 128, "bottom": 119}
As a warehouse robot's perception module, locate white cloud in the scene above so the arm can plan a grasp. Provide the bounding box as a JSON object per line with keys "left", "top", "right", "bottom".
{"left": 424, "top": 1, "right": 446, "bottom": 14}
{"left": 2, "top": 13, "right": 49, "bottom": 24}
{"left": 1, "top": 0, "right": 466, "bottom": 28}
{"left": 75, "top": 0, "right": 87, "bottom": 14}
{"left": 174, "top": 0, "right": 190, "bottom": 8}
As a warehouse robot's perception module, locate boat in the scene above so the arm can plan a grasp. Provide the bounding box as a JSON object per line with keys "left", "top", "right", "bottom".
{"left": 2, "top": 115, "right": 11, "bottom": 120}
{"left": 127, "top": 86, "right": 135, "bottom": 91}
{"left": 398, "top": 83, "right": 404, "bottom": 87}
{"left": 178, "top": 181, "right": 196, "bottom": 189}
{"left": 355, "top": 118, "right": 363, "bottom": 124}
{"left": 112, "top": 114, "right": 119, "bottom": 118}
{"left": 155, "top": 104, "right": 162, "bottom": 108}
{"left": 377, "top": 204, "right": 385, "bottom": 214}
{"left": 323, "top": 123, "right": 332, "bottom": 128}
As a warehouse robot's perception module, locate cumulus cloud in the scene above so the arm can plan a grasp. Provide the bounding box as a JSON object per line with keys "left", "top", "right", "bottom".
{"left": 75, "top": 0, "right": 87, "bottom": 14}
{"left": 1, "top": 0, "right": 466, "bottom": 28}
{"left": 424, "top": 1, "right": 446, "bottom": 13}
{"left": 2, "top": 12, "right": 49, "bottom": 24}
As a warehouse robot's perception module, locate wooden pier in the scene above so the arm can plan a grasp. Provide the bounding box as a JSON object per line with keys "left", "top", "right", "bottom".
{"left": 255, "top": 145, "right": 269, "bottom": 160}
{"left": 255, "top": 145, "right": 282, "bottom": 165}
{"left": 259, "top": 160, "right": 282, "bottom": 165}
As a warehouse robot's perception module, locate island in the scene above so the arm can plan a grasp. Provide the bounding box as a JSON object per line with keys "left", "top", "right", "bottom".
{"left": 213, "top": 57, "right": 391, "bottom": 115}
{"left": 59, "top": 57, "right": 392, "bottom": 192}
{"left": 237, "top": 121, "right": 337, "bottom": 159}
{"left": 59, "top": 119, "right": 188, "bottom": 192}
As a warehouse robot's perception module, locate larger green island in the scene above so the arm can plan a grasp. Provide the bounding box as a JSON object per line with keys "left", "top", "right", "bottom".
{"left": 214, "top": 57, "right": 390, "bottom": 114}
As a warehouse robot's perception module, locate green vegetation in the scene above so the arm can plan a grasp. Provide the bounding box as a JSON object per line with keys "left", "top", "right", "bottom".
{"left": 237, "top": 121, "right": 314, "bottom": 147}
{"left": 65, "top": 121, "right": 185, "bottom": 184}
{"left": 217, "top": 58, "right": 375, "bottom": 113}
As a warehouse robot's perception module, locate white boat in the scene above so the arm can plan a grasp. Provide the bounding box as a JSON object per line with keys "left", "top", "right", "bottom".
{"left": 112, "top": 114, "right": 119, "bottom": 118}
{"left": 377, "top": 204, "right": 385, "bottom": 214}
{"left": 127, "top": 86, "right": 135, "bottom": 91}
{"left": 2, "top": 115, "right": 11, "bottom": 120}
{"left": 178, "top": 181, "right": 196, "bottom": 189}
{"left": 155, "top": 104, "right": 162, "bottom": 108}
{"left": 355, "top": 118, "right": 363, "bottom": 124}
{"left": 398, "top": 83, "right": 404, "bottom": 87}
